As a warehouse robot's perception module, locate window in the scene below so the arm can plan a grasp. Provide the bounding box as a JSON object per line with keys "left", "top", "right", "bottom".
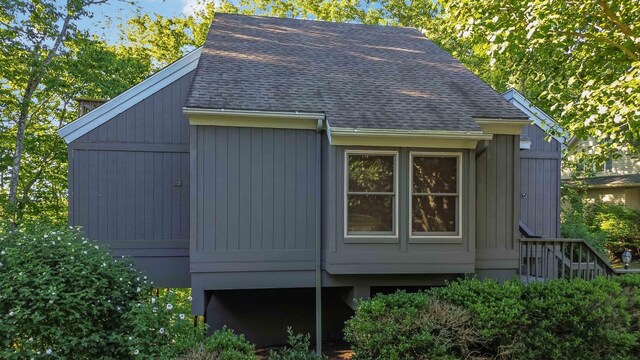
{"left": 410, "top": 153, "right": 461, "bottom": 237}
{"left": 345, "top": 151, "right": 397, "bottom": 236}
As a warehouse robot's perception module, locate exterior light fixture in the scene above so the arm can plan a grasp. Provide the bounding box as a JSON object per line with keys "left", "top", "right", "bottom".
{"left": 622, "top": 250, "right": 632, "bottom": 270}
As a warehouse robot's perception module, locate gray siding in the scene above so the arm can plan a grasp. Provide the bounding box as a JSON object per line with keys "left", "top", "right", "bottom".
{"left": 520, "top": 124, "right": 561, "bottom": 237}
{"left": 322, "top": 140, "right": 476, "bottom": 275}
{"left": 476, "top": 135, "right": 520, "bottom": 271}
{"left": 68, "top": 71, "right": 194, "bottom": 288}
{"left": 190, "top": 126, "right": 319, "bottom": 275}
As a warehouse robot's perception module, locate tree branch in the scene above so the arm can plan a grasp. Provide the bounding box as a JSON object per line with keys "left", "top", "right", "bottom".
{"left": 595, "top": 0, "right": 639, "bottom": 48}
{"left": 556, "top": 30, "right": 639, "bottom": 62}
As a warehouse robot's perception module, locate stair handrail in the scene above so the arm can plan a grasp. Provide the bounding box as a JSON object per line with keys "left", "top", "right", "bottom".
{"left": 520, "top": 237, "right": 618, "bottom": 279}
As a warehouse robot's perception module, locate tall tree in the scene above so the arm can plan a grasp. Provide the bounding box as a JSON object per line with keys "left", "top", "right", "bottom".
{"left": 434, "top": 0, "right": 640, "bottom": 164}
{"left": 0, "top": 0, "right": 149, "bottom": 226}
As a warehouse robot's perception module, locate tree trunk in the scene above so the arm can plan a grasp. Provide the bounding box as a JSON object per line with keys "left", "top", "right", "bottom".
{"left": 7, "top": 84, "right": 36, "bottom": 228}
{"left": 6, "top": 9, "right": 73, "bottom": 228}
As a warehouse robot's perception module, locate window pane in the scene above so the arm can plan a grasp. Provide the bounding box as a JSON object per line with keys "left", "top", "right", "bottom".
{"left": 412, "top": 196, "right": 457, "bottom": 233}
{"left": 412, "top": 156, "right": 457, "bottom": 194}
{"left": 348, "top": 154, "right": 394, "bottom": 193}
{"left": 347, "top": 195, "right": 393, "bottom": 233}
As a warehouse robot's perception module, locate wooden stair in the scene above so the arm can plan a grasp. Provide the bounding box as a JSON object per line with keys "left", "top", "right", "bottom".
{"left": 518, "top": 221, "right": 618, "bottom": 282}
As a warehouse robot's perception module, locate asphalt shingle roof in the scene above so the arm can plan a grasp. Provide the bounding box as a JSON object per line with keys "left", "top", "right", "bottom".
{"left": 187, "top": 13, "right": 528, "bottom": 131}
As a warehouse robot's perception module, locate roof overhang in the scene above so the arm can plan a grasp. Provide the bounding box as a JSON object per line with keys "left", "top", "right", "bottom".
{"left": 58, "top": 47, "right": 203, "bottom": 144}
{"left": 563, "top": 175, "right": 640, "bottom": 189}
{"left": 475, "top": 117, "right": 531, "bottom": 135}
{"left": 501, "top": 88, "right": 570, "bottom": 148}
{"left": 183, "top": 108, "right": 325, "bottom": 130}
{"left": 327, "top": 126, "right": 492, "bottom": 149}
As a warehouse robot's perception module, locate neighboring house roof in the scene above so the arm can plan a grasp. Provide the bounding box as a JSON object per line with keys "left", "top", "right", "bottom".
{"left": 502, "top": 88, "right": 569, "bottom": 147}
{"left": 58, "top": 47, "right": 202, "bottom": 143}
{"left": 187, "top": 14, "right": 527, "bottom": 132}
{"left": 566, "top": 174, "right": 640, "bottom": 189}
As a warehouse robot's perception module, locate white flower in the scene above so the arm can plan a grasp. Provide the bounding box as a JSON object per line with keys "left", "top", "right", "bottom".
{"left": 0, "top": 262, "right": 3, "bottom": 268}
{"left": 151, "top": 297, "right": 156, "bottom": 304}
{"left": 614, "top": 114, "right": 623, "bottom": 123}
{"left": 188, "top": 296, "right": 192, "bottom": 301}
{"left": 179, "top": 314, "right": 185, "bottom": 320}
{"left": 83, "top": 251, "right": 87, "bottom": 255}
{"left": 8, "top": 311, "right": 14, "bottom": 316}
{"left": 52, "top": 241, "right": 55, "bottom": 245}
{"left": 153, "top": 307, "right": 158, "bottom": 313}
{"left": 166, "top": 304, "right": 173, "bottom": 310}
{"left": 159, "top": 327, "right": 165, "bottom": 334}
{"left": 1, "top": 250, "right": 5, "bottom": 255}
{"left": 136, "top": 287, "right": 141, "bottom": 293}
{"left": 597, "top": 105, "right": 608, "bottom": 114}
{"left": 46, "top": 349, "right": 52, "bottom": 355}
{"left": 143, "top": 276, "right": 147, "bottom": 280}
{"left": 128, "top": 336, "right": 132, "bottom": 341}
{"left": 133, "top": 349, "right": 139, "bottom": 355}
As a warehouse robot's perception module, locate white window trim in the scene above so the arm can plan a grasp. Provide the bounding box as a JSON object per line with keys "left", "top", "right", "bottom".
{"left": 344, "top": 150, "right": 399, "bottom": 239}
{"left": 409, "top": 151, "right": 463, "bottom": 240}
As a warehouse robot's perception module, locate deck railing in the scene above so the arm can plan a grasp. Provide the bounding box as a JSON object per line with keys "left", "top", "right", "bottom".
{"left": 519, "top": 238, "right": 617, "bottom": 282}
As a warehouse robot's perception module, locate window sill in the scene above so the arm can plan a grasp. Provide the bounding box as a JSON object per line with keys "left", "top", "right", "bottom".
{"left": 409, "top": 237, "right": 464, "bottom": 244}
{"left": 344, "top": 236, "right": 400, "bottom": 244}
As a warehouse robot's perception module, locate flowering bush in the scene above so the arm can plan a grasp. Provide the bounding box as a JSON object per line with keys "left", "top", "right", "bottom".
{"left": 125, "top": 289, "right": 207, "bottom": 359}
{"left": 0, "top": 224, "right": 151, "bottom": 359}
{"left": 0, "top": 223, "right": 205, "bottom": 359}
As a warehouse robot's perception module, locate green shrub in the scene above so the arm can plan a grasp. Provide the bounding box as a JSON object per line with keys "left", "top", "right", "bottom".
{"left": 562, "top": 189, "right": 640, "bottom": 258}
{"left": 430, "top": 278, "right": 525, "bottom": 358}
{"left": 268, "top": 328, "right": 325, "bottom": 360}
{"left": 344, "top": 292, "right": 481, "bottom": 360}
{"left": 179, "top": 327, "right": 255, "bottom": 360}
{"left": 516, "top": 278, "right": 635, "bottom": 359}
{"left": 0, "top": 224, "right": 149, "bottom": 359}
{"left": 347, "top": 276, "right": 640, "bottom": 360}
{"left": 589, "top": 203, "right": 640, "bottom": 257}
{"left": 561, "top": 211, "right": 608, "bottom": 258}
{"left": 124, "top": 289, "right": 207, "bottom": 359}
{"left": 0, "top": 224, "right": 205, "bottom": 359}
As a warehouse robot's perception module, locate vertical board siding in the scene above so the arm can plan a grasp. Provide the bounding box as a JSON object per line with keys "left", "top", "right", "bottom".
{"left": 72, "top": 150, "right": 190, "bottom": 242}
{"left": 476, "top": 135, "right": 520, "bottom": 256}
{"left": 191, "top": 126, "right": 318, "bottom": 271}
{"left": 520, "top": 124, "right": 561, "bottom": 238}
{"left": 74, "top": 72, "right": 194, "bottom": 144}
{"left": 68, "top": 72, "right": 194, "bottom": 288}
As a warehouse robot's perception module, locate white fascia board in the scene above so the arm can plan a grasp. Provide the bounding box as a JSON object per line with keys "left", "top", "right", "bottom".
{"left": 502, "top": 88, "right": 570, "bottom": 147}
{"left": 58, "top": 47, "right": 203, "bottom": 144}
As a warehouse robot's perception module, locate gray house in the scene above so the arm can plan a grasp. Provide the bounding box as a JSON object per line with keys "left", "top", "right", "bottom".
{"left": 58, "top": 14, "right": 563, "bottom": 346}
